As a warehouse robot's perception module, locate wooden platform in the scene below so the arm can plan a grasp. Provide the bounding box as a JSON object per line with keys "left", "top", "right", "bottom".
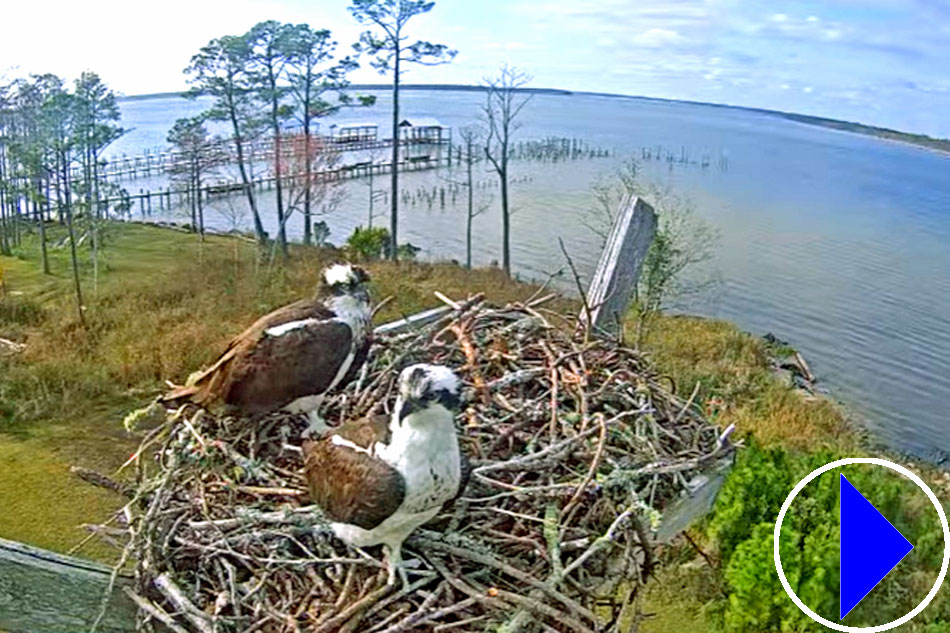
{"left": 0, "top": 538, "right": 137, "bottom": 633}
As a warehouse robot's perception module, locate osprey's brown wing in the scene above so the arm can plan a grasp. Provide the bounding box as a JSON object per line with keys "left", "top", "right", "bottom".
{"left": 303, "top": 415, "right": 405, "bottom": 530}
{"left": 162, "top": 300, "right": 344, "bottom": 413}
{"left": 219, "top": 318, "right": 356, "bottom": 414}
{"left": 340, "top": 332, "right": 373, "bottom": 385}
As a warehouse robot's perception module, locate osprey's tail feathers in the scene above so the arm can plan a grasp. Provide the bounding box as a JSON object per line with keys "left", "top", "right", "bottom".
{"left": 160, "top": 384, "right": 201, "bottom": 408}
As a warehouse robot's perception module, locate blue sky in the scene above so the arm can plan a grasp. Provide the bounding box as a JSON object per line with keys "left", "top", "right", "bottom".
{"left": 3, "top": 0, "right": 949, "bottom": 136}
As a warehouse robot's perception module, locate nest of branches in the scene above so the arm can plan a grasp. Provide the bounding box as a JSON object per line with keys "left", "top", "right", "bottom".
{"left": 99, "top": 293, "right": 733, "bottom": 633}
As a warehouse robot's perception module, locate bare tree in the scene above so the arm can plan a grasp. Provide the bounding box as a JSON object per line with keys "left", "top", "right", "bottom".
{"left": 185, "top": 35, "right": 268, "bottom": 247}
{"left": 348, "top": 0, "right": 456, "bottom": 260}
{"left": 584, "top": 158, "right": 641, "bottom": 245}
{"left": 456, "top": 125, "right": 490, "bottom": 268}
{"left": 278, "top": 130, "right": 344, "bottom": 245}
{"left": 167, "top": 116, "right": 223, "bottom": 238}
{"left": 482, "top": 65, "right": 531, "bottom": 277}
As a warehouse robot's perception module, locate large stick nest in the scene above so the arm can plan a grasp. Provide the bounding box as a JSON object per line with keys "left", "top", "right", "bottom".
{"left": 106, "top": 294, "right": 733, "bottom": 633}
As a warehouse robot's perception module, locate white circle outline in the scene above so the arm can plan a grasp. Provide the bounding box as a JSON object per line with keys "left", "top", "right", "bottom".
{"left": 774, "top": 457, "right": 950, "bottom": 632}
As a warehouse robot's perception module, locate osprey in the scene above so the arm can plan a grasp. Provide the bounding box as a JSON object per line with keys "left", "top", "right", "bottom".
{"left": 302, "top": 363, "right": 467, "bottom": 587}
{"left": 162, "top": 263, "right": 372, "bottom": 431}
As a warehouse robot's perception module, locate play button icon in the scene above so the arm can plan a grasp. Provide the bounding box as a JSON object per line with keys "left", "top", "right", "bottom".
{"left": 840, "top": 474, "right": 914, "bottom": 619}
{"left": 775, "top": 457, "right": 950, "bottom": 632}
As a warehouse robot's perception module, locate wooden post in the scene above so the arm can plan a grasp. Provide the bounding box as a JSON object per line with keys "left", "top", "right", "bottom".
{"left": 0, "top": 538, "right": 138, "bottom": 632}
{"left": 584, "top": 195, "right": 657, "bottom": 335}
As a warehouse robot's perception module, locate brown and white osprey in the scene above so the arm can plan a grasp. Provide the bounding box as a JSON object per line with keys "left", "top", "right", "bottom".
{"left": 162, "top": 263, "right": 373, "bottom": 431}
{"left": 302, "top": 363, "right": 467, "bottom": 587}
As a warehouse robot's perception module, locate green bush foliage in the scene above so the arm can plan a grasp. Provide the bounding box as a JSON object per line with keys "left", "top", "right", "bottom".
{"left": 345, "top": 226, "right": 421, "bottom": 261}
{"left": 711, "top": 444, "right": 946, "bottom": 631}
{"left": 345, "top": 226, "right": 390, "bottom": 260}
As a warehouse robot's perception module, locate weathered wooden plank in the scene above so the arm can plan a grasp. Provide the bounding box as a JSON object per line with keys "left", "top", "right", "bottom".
{"left": 0, "top": 537, "right": 138, "bottom": 633}
{"left": 654, "top": 456, "right": 733, "bottom": 543}
{"left": 584, "top": 195, "right": 658, "bottom": 335}
{"left": 373, "top": 305, "right": 452, "bottom": 336}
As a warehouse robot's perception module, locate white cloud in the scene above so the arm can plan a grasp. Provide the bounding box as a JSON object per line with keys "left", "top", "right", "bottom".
{"left": 485, "top": 41, "right": 528, "bottom": 51}
{"left": 631, "top": 28, "right": 685, "bottom": 47}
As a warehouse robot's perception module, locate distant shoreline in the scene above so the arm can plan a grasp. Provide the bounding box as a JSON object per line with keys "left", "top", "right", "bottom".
{"left": 118, "top": 83, "right": 950, "bottom": 155}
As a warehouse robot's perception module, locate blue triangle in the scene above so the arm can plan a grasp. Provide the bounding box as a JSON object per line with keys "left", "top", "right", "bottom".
{"left": 840, "top": 474, "right": 914, "bottom": 619}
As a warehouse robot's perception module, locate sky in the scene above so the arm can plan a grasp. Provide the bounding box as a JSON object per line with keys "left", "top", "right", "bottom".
{"left": 2, "top": 0, "right": 949, "bottom": 137}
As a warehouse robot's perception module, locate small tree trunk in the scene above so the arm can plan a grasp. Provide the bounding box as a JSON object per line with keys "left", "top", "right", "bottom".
{"left": 0, "top": 188, "right": 7, "bottom": 257}
{"left": 35, "top": 180, "right": 50, "bottom": 275}
{"left": 92, "top": 225, "right": 99, "bottom": 297}
{"left": 197, "top": 175, "right": 205, "bottom": 241}
{"left": 389, "top": 49, "right": 401, "bottom": 261}
{"left": 466, "top": 148, "right": 473, "bottom": 269}
{"left": 500, "top": 165, "right": 510, "bottom": 276}
{"left": 190, "top": 158, "right": 198, "bottom": 231}
{"left": 92, "top": 148, "right": 101, "bottom": 220}
{"left": 190, "top": 183, "right": 197, "bottom": 230}
{"left": 61, "top": 156, "right": 86, "bottom": 328}
{"left": 0, "top": 153, "right": 9, "bottom": 256}
{"left": 229, "top": 110, "right": 267, "bottom": 246}
{"left": 303, "top": 123, "right": 313, "bottom": 246}
{"left": 272, "top": 117, "right": 288, "bottom": 261}
{"left": 13, "top": 197, "right": 21, "bottom": 246}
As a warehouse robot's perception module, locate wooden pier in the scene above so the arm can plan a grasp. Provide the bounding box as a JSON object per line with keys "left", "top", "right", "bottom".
{"left": 88, "top": 136, "right": 450, "bottom": 184}
{"left": 0, "top": 136, "right": 452, "bottom": 193}
{"left": 98, "top": 153, "right": 453, "bottom": 219}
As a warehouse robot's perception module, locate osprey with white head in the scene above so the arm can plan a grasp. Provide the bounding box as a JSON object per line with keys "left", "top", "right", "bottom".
{"left": 302, "top": 363, "right": 468, "bottom": 587}
{"left": 161, "top": 262, "right": 373, "bottom": 429}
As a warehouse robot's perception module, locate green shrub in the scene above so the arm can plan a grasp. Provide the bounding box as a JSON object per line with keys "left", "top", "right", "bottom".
{"left": 345, "top": 226, "right": 390, "bottom": 261}
{"left": 345, "top": 227, "right": 422, "bottom": 262}
{"left": 709, "top": 442, "right": 795, "bottom": 563}
{"left": 711, "top": 444, "right": 945, "bottom": 631}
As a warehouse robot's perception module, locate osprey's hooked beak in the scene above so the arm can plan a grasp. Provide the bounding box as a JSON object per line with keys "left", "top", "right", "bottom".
{"left": 392, "top": 364, "right": 462, "bottom": 425}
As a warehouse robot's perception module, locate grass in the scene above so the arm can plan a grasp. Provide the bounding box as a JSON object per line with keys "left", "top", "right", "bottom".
{"left": 636, "top": 313, "right": 855, "bottom": 452}
{"left": 0, "top": 221, "right": 568, "bottom": 560}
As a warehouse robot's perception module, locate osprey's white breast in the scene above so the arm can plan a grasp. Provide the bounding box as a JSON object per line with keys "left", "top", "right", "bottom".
{"left": 279, "top": 294, "right": 372, "bottom": 416}
{"left": 331, "top": 406, "right": 461, "bottom": 548}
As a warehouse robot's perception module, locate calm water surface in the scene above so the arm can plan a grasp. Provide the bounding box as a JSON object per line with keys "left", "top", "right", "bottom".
{"left": 111, "top": 90, "right": 950, "bottom": 460}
